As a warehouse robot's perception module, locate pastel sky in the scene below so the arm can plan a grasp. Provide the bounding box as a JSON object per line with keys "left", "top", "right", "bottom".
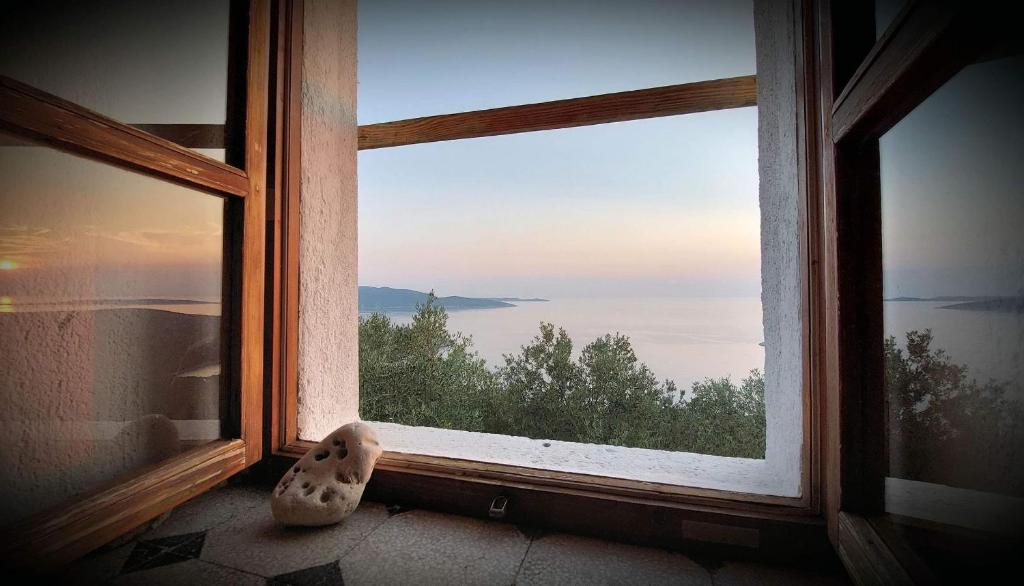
{"left": 0, "top": 137, "right": 224, "bottom": 300}
{"left": 880, "top": 55, "right": 1024, "bottom": 298}
{"left": 359, "top": 0, "right": 1023, "bottom": 300}
{"left": 0, "top": 1, "right": 229, "bottom": 301}
{"left": 357, "top": 0, "right": 761, "bottom": 299}
{"left": 0, "top": 1, "right": 1018, "bottom": 304}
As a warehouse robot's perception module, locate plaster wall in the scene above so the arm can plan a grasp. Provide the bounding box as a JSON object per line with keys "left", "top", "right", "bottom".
{"left": 295, "top": 0, "right": 361, "bottom": 440}
{"left": 754, "top": 0, "right": 805, "bottom": 497}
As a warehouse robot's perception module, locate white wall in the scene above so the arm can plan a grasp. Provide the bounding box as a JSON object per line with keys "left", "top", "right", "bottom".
{"left": 296, "top": 0, "right": 361, "bottom": 441}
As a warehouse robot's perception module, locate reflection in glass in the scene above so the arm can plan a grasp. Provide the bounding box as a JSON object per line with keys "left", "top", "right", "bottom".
{"left": 0, "top": 133, "right": 226, "bottom": 525}
{"left": 874, "top": 0, "right": 905, "bottom": 40}
{"left": 0, "top": 0, "right": 233, "bottom": 162}
{"left": 358, "top": 109, "right": 765, "bottom": 458}
{"left": 881, "top": 55, "right": 1024, "bottom": 552}
{"left": 358, "top": 0, "right": 755, "bottom": 123}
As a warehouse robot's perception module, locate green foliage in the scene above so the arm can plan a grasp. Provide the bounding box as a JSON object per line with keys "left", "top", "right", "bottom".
{"left": 359, "top": 294, "right": 498, "bottom": 431}
{"left": 359, "top": 303, "right": 1023, "bottom": 484}
{"left": 359, "top": 297, "right": 767, "bottom": 458}
{"left": 885, "top": 330, "right": 1024, "bottom": 495}
{"left": 669, "top": 372, "right": 766, "bottom": 458}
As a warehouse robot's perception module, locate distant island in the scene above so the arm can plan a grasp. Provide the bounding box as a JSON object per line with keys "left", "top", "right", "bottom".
{"left": 884, "top": 296, "right": 995, "bottom": 302}
{"left": 359, "top": 286, "right": 547, "bottom": 313}
{"left": 884, "top": 295, "right": 1024, "bottom": 313}
{"left": 939, "top": 298, "right": 1024, "bottom": 313}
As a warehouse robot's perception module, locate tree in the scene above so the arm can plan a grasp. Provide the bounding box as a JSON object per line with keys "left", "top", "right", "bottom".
{"left": 359, "top": 300, "right": 768, "bottom": 458}
{"left": 492, "top": 324, "right": 681, "bottom": 449}
{"left": 668, "top": 372, "right": 765, "bottom": 458}
{"left": 885, "top": 330, "right": 1024, "bottom": 495}
{"left": 359, "top": 294, "right": 498, "bottom": 431}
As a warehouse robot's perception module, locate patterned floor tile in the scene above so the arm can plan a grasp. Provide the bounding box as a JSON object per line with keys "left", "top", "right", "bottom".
{"left": 268, "top": 560, "right": 345, "bottom": 585}
{"left": 339, "top": 509, "right": 530, "bottom": 586}
{"left": 144, "top": 483, "right": 266, "bottom": 539}
{"left": 120, "top": 531, "right": 206, "bottom": 574}
{"left": 112, "top": 558, "right": 265, "bottom": 585}
{"left": 201, "top": 500, "right": 389, "bottom": 577}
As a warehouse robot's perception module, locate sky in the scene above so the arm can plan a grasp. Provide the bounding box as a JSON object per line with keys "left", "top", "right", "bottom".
{"left": 0, "top": 1, "right": 229, "bottom": 302}
{"left": 880, "top": 55, "right": 1024, "bottom": 299}
{"left": 0, "top": 0, "right": 1018, "bottom": 304}
{"left": 357, "top": 0, "right": 761, "bottom": 299}
{"left": 0, "top": 137, "right": 225, "bottom": 301}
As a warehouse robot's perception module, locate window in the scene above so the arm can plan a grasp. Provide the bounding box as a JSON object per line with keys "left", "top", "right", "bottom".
{"left": 822, "top": 0, "right": 1022, "bottom": 580}
{"left": 880, "top": 55, "right": 1024, "bottom": 576}
{"left": 278, "top": 0, "right": 811, "bottom": 507}
{"left": 358, "top": 112, "right": 770, "bottom": 468}
{"left": 0, "top": 135, "right": 227, "bottom": 525}
{"left": 0, "top": 0, "right": 240, "bottom": 164}
{"left": 0, "top": 0, "right": 268, "bottom": 567}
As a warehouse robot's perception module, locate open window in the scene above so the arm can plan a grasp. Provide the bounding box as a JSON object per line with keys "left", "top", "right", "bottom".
{"left": 0, "top": 0, "right": 268, "bottom": 568}
{"left": 269, "top": 0, "right": 827, "bottom": 556}
{"left": 818, "top": 0, "right": 1023, "bottom": 581}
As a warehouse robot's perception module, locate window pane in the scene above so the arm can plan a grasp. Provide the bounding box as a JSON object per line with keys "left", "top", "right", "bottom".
{"left": 0, "top": 133, "right": 226, "bottom": 525}
{"left": 0, "top": 0, "right": 235, "bottom": 163}
{"left": 874, "top": 0, "right": 906, "bottom": 40}
{"left": 359, "top": 109, "right": 765, "bottom": 459}
{"left": 358, "top": 0, "right": 755, "bottom": 123}
{"left": 881, "top": 55, "right": 1024, "bottom": 561}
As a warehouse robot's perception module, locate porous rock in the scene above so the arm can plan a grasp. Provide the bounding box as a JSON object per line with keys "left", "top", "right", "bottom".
{"left": 271, "top": 421, "right": 383, "bottom": 526}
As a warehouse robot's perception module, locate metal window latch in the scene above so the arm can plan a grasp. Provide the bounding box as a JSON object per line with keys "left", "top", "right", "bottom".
{"left": 489, "top": 495, "right": 509, "bottom": 519}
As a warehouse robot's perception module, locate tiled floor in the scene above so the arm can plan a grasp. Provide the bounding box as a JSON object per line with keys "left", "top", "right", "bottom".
{"left": 64, "top": 483, "right": 850, "bottom": 585}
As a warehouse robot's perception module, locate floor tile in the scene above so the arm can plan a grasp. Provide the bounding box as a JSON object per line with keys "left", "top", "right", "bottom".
{"left": 121, "top": 531, "right": 206, "bottom": 574}
{"left": 144, "top": 483, "right": 266, "bottom": 539}
{"left": 112, "top": 558, "right": 265, "bottom": 585}
{"left": 712, "top": 560, "right": 850, "bottom": 585}
{"left": 340, "top": 509, "right": 530, "bottom": 586}
{"left": 515, "top": 533, "right": 711, "bottom": 586}
{"left": 201, "top": 500, "right": 389, "bottom": 577}
{"left": 268, "top": 560, "right": 345, "bottom": 585}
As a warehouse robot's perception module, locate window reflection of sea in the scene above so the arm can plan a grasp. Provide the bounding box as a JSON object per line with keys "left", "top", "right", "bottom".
{"left": 0, "top": 298, "right": 221, "bottom": 316}
{"left": 884, "top": 301, "right": 1024, "bottom": 400}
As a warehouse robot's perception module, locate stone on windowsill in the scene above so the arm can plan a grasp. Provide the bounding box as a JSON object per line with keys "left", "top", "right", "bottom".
{"left": 271, "top": 421, "right": 383, "bottom": 526}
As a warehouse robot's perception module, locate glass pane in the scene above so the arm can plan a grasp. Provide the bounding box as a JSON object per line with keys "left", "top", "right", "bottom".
{"left": 0, "top": 132, "right": 226, "bottom": 526}
{"left": 359, "top": 0, "right": 755, "bottom": 123}
{"left": 359, "top": 108, "right": 764, "bottom": 458}
{"left": 0, "top": 0, "right": 234, "bottom": 164}
{"left": 875, "top": 0, "right": 906, "bottom": 40}
{"left": 881, "top": 55, "right": 1024, "bottom": 568}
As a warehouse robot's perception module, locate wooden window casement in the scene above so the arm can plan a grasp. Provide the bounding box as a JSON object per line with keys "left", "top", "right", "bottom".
{"left": 267, "top": 0, "right": 836, "bottom": 562}
{"left": 817, "top": 0, "right": 1021, "bottom": 582}
{"left": 0, "top": 0, "right": 269, "bottom": 570}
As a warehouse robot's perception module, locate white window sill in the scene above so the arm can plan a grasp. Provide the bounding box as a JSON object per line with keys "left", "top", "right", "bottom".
{"left": 371, "top": 421, "right": 801, "bottom": 497}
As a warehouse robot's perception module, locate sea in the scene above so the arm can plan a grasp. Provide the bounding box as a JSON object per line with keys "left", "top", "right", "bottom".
{"left": 4, "top": 294, "right": 1019, "bottom": 398}
{"left": 368, "top": 297, "right": 1024, "bottom": 397}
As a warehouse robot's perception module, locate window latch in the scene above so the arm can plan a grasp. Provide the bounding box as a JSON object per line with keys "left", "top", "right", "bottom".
{"left": 489, "top": 495, "right": 509, "bottom": 519}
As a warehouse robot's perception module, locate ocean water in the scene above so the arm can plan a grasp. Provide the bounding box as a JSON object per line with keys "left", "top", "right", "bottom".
{"left": 368, "top": 297, "right": 1024, "bottom": 397}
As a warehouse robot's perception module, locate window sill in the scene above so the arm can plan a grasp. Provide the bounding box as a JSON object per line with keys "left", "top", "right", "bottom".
{"left": 368, "top": 422, "right": 800, "bottom": 499}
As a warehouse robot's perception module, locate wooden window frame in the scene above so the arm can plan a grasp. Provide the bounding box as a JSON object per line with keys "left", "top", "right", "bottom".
{"left": 815, "top": 0, "right": 1018, "bottom": 582}
{"left": 0, "top": 0, "right": 269, "bottom": 570}
{"left": 266, "top": 0, "right": 836, "bottom": 561}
